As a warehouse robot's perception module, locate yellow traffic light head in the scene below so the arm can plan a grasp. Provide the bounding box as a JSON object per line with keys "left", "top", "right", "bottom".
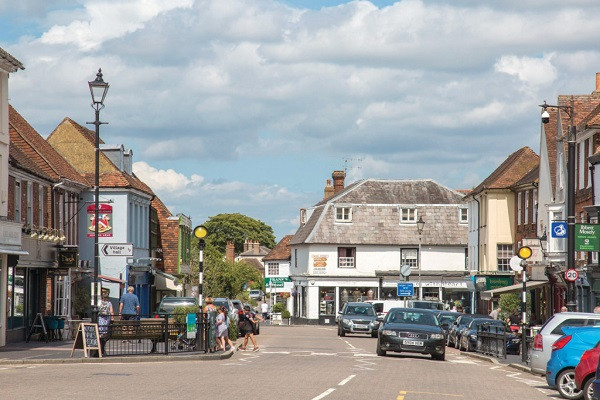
{"left": 517, "top": 246, "right": 532, "bottom": 260}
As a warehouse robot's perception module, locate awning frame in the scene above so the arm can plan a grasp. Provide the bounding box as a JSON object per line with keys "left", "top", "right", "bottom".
{"left": 481, "top": 280, "right": 548, "bottom": 300}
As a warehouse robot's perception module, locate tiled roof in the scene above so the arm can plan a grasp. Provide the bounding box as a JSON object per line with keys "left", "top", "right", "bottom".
{"left": 239, "top": 246, "right": 271, "bottom": 257}
{"left": 512, "top": 164, "right": 539, "bottom": 188}
{"left": 290, "top": 179, "right": 467, "bottom": 246}
{"left": 0, "top": 47, "right": 24, "bottom": 72}
{"left": 81, "top": 172, "right": 154, "bottom": 196}
{"left": 9, "top": 143, "right": 53, "bottom": 181}
{"left": 467, "top": 147, "right": 539, "bottom": 196}
{"left": 9, "top": 105, "right": 88, "bottom": 186}
{"left": 47, "top": 117, "right": 104, "bottom": 146}
{"left": 263, "top": 235, "right": 293, "bottom": 261}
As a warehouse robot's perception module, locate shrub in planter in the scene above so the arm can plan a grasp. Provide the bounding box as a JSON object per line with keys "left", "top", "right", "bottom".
{"left": 282, "top": 309, "right": 291, "bottom": 319}
{"left": 229, "top": 318, "right": 238, "bottom": 341}
{"left": 273, "top": 303, "right": 285, "bottom": 313}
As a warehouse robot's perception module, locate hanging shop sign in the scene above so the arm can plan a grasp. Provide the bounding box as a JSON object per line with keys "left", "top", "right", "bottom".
{"left": 312, "top": 255, "right": 328, "bottom": 274}
{"left": 575, "top": 224, "right": 600, "bottom": 252}
{"left": 87, "top": 204, "right": 113, "bottom": 238}
{"left": 58, "top": 249, "right": 78, "bottom": 268}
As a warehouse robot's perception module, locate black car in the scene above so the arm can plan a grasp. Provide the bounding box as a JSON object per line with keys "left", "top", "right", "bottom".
{"left": 458, "top": 318, "right": 506, "bottom": 352}
{"left": 436, "top": 311, "right": 459, "bottom": 337}
{"left": 376, "top": 308, "right": 446, "bottom": 360}
{"left": 446, "top": 314, "right": 491, "bottom": 348}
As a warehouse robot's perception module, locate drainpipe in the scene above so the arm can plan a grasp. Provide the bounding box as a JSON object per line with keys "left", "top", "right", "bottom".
{"left": 473, "top": 195, "right": 481, "bottom": 315}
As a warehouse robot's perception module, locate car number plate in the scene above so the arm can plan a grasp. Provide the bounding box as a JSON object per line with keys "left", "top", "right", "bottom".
{"left": 403, "top": 340, "right": 424, "bottom": 346}
{"left": 355, "top": 324, "right": 368, "bottom": 329}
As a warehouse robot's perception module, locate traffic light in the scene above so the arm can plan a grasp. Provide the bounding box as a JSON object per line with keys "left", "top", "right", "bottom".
{"left": 517, "top": 246, "right": 532, "bottom": 260}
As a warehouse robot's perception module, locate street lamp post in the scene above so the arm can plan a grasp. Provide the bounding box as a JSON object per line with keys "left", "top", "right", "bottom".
{"left": 541, "top": 98, "right": 577, "bottom": 312}
{"left": 417, "top": 216, "right": 425, "bottom": 300}
{"left": 87, "top": 69, "right": 109, "bottom": 323}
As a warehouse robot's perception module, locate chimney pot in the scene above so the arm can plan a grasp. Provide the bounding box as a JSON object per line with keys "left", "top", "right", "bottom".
{"left": 323, "top": 179, "right": 334, "bottom": 200}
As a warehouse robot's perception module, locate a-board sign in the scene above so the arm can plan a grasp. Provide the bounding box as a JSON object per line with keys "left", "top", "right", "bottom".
{"left": 70, "top": 323, "right": 102, "bottom": 358}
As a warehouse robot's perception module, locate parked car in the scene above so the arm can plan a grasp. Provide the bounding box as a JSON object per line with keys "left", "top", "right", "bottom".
{"left": 231, "top": 299, "right": 244, "bottom": 313}
{"left": 249, "top": 290, "right": 263, "bottom": 300}
{"left": 446, "top": 314, "right": 491, "bottom": 348}
{"left": 376, "top": 308, "right": 445, "bottom": 360}
{"left": 365, "top": 300, "right": 407, "bottom": 319}
{"left": 156, "top": 296, "right": 198, "bottom": 317}
{"left": 336, "top": 302, "right": 379, "bottom": 337}
{"left": 407, "top": 300, "right": 444, "bottom": 311}
{"left": 574, "top": 342, "right": 600, "bottom": 400}
{"left": 531, "top": 312, "right": 600, "bottom": 376}
{"left": 212, "top": 298, "right": 239, "bottom": 325}
{"left": 436, "top": 311, "right": 459, "bottom": 337}
{"left": 546, "top": 326, "right": 600, "bottom": 399}
{"left": 592, "top": 350, "right": 600, "bottom": 400}
{"left": 457, "top": 318, "right": 508, "bottom": 352}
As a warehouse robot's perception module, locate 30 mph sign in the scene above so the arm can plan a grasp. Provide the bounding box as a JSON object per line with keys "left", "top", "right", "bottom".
{"left": 565, "top": 269, "right": 579, "bottom": 282}
{"left": 101, "top": 243, "right": 133, "bottom": 256}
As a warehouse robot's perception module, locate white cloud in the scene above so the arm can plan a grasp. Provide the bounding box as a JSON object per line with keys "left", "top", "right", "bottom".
{"left": 495, "top": 54, "right": 557, "bottom": 87}
{"left": 133, "top": 161, "right": 201, "bottom": 194}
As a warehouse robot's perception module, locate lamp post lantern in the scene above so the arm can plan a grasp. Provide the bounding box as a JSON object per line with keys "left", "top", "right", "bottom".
{"left": 541, "top": 98, "right": 577, "bottom": 312}
{"left": 87, "top": 69, "right": 109, "bottom": 322}
{"left": 417, "top": 216, "right": 425, "bottom": 300}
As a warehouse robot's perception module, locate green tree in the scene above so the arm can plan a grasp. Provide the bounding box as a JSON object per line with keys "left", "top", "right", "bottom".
{"left": 498, "top": 292, "right": 531, "bottom": 321}
{"left": 202, "top": 213, "right": 276, "bottom": 254}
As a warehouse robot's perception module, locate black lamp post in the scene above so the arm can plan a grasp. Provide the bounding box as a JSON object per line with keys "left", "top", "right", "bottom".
{"left": 87, "top": 69, "right": 109, "bottom": 322}
{"left": 417, "top": 216, "right": 425, "bottom": 300}
{"left": 541, "top": 98, "right": 576, "bottom": 312}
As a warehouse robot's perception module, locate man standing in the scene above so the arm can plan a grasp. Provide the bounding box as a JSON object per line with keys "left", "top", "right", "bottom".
{"left": 489, "top": 306, "right": 501, "bottom": 320}
{"left": 119, "top": 286, "right": 140, "bottom": 320}
{"left": 261, "top": 301, "right": 269, "bottom": 321}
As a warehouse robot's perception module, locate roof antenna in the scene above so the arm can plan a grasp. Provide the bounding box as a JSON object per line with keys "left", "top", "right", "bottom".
{"left": 344, "top": 157, "right": 363, "bottom": 173}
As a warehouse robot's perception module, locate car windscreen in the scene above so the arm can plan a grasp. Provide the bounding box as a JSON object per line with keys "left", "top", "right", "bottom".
{"left": 158, "top": 300, "right": 196, "bottom": 313}
{"left": 213, "top": 300, "right": 230, "bottom": 311}
{"left": 438, "top": 315, "right": 458, "bottom": 325}
{"left": 345, "top": 305, "right": 375, "bottom": 316}
{"left": 412, "top": 301, "right": 443, "bottom": 310}
{"left": 471, "top": 320, "right": 504, "bottom": 329}
{"left": 387, "top": 310, "right": 439, "bottom": 326}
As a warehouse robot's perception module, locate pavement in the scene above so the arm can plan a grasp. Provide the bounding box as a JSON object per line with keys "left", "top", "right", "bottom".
{"left": 0, "top": 338, "right": 234, "bottom": 365}
{"left": 461, "top": 350, "right": 543, "bottom": 375}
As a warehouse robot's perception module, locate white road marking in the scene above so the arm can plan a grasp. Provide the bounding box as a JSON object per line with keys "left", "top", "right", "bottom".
{"left": 341, "top": 339, "right": 356, "bottom": 349}
{"left": 338, "top": 374, "right": 356, "bottom": 386}
{"left": 311, "top": 388, "right": 335, "bottom": 400}
{"left": 353, "top": 353, "right": 378, "bottom": 357}
{"left": 262, "top": 351, "right": 290, "bottom": 354}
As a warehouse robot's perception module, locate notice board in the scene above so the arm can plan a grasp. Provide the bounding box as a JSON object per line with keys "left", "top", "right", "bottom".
{"left": 70, "top": 323, "right": 102, "bottom": 358}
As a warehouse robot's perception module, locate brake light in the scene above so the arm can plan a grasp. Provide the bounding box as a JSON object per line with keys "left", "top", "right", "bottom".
{"left": 580, "top": 349, "right": 594, "bottom": 363}
{"left": 552, "top": 335, "right": 572, "bottom": 350}
{"left": 533, "top": 334, "right": 543, "bottom": 351}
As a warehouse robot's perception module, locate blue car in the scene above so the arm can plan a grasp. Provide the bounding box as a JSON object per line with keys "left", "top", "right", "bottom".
{"left": 546, "top": 326, "right": 600, "bottom": 400}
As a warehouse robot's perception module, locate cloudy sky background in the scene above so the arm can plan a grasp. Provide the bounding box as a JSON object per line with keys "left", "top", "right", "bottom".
{"left": 2, "top": 0, "right": 600, "bottom": 241}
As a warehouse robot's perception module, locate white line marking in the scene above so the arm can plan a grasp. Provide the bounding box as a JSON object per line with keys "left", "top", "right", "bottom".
{"left": 342, "top": 339, "right": 356, "bottom": 349}
{"left": 312, "top": 388, "right": 335, "bottom": 400}
{"left": 338, "top": 375, "right": 356, "bottom": 386}
{"left": 353, "top": 353, "right": 378, "bottom": 357}
{"left": 262, "top": 351, "right": 290, "bottom": 354}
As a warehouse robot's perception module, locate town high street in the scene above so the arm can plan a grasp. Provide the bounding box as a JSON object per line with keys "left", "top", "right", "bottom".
{"left": 1, "top": 326, "right": 554, "bottom": 400}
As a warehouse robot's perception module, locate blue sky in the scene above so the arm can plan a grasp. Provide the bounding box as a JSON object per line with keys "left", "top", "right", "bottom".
{"left": 2, "top": 0, "right": 600, "bottom": 242}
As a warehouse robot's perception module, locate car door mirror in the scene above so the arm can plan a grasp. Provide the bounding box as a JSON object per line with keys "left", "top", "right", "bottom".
{"left": 376, "top": 315, "right": 384, "bottom": 322}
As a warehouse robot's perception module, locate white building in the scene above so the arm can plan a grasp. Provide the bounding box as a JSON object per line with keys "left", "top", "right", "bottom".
{"left": 289, "top": 172, "right": 470, "bottom": 324}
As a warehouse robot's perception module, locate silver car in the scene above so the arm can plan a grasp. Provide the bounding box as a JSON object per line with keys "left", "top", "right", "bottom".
{"left": 336, "top": 302, "right": 379, "bottom": 337}
{"left": 530, "top": 312, "right": 600, "bottom": 375}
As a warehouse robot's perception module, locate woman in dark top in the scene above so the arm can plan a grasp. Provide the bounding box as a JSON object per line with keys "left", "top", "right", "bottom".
{"left": 238, "top": 305, "right": 263, "bottom": 351}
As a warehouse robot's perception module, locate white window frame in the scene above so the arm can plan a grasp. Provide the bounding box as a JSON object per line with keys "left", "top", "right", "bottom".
{"left": 14, "top": 179, "right": 21, "bottom": 223}
{"left": 38, "top": 185, "right": 44, "bottom": 227}
{"left": 524, "top": 191, "right": 529, "bottom": 224}
{"left": 459, "top": 208, "right": 468, "bottom": 224}
{"left": 517, "top": 192, "right": 522, "bottom": 225}
{"left": 26, "top": 181, "right": 33, "bottom": 227}
{"left": 401, "top": 248, "right": 418, "bottom": 269}
{"left": 400, "top": 208, "right": 417, "bottom": 224}
{"left": 54, "top": 275, "right": 71, "bottom": 317}
{"left": 267, "top": 262, "right": 279, "bottom": 276}
{"left": 533, "top": 188, "right": 537, "bottom": 224}
{"left": 588, "top": 137, "right": 594, "bottom": 188}
{"left": 497, "top": 244, "right": 513, "bottom": 272}
{"left": 335, "top": 206, "right": 352, "bottom": 222}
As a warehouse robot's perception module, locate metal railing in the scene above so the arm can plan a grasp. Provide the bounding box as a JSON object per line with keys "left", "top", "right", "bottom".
{"left": 476, "top": 324, "right": 507, "bottom": 359}
{"left": 98, "top": 313, "right": 209, "bottom": 356}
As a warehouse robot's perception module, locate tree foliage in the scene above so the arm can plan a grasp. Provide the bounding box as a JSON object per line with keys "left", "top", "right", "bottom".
{"left": 202, "top": 213, "right": 276, "bottom": 254}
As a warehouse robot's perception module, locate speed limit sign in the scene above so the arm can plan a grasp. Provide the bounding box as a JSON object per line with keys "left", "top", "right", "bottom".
{"left": 565, "top": 269, "right": 579, "bottom": 282}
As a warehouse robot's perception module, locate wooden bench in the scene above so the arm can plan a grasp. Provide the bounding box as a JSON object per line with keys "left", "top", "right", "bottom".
{"left": 108, "top": 318, "right": 167, "bottom": 341}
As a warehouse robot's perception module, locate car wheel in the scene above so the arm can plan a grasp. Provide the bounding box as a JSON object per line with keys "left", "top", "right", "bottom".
{"left": 371, "top": 331, "right": 378, "bottom": 338}
{"left": 556, "top": 369, "right": 584, "bottom": 400}
{"left": 455, "top": 336, "right": 460, "bottom": 349}
{"left": 583, "top": 377, "right": 594, "bottom": 400}
{"left": 446, "top": 336, "right": 451, "bottom": 347}
{"left": 432, "top": 351, "right": 445, "bottom": 361}
{"left": 376, "top": 343, "right": 386, "bottom": 357}
{"left": 339, "top": 327, "right": 345, "bottom": 337}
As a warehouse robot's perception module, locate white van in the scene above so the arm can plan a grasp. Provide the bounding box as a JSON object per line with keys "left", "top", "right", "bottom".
{"left": 365, "top": 300, "right": 407, "bottom": 318}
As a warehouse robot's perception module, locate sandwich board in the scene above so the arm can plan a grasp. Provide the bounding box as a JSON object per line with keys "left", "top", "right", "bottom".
{"left": 70, "top": 323, "right": 102, "bottom": 358}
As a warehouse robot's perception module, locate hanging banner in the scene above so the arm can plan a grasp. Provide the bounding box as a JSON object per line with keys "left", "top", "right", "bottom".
{"left": 87, "top": 204, "right": 113, "bottom": 238}
{"left": 575, "top": 223, "right": 600, "bottom": 252}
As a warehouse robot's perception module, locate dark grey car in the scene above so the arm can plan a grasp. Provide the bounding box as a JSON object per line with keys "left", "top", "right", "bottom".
{"left": 336, "top": 302, "right": 379, "bottom": 337}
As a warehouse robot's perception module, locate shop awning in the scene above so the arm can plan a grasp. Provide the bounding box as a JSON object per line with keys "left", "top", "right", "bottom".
{"left": 481, "top": 280, "right": 548, "bottom": 300}
{"left": 99, "top": 274, "right": 126, "bottom": 284}
{"left": 154, "top": 270, "right": 182, "bottom": 292}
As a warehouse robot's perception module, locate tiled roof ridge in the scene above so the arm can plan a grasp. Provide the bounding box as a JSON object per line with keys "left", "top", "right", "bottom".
{"left": 9, "top": 143, "right": 54, "bottom": 181}
{"left": 151, "top": 196, "right": 173, "bottom": 218}
{"left": 263, "top": 235, "right": 293, "bottom": 261}
{"left": 0, "top": 47, "right": 24, "bottom": 72}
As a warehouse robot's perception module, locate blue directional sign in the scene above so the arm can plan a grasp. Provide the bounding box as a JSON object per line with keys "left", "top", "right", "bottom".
{"left": 397, "top": 283, "right": 414, "bottom": 297}
{"left": 551, "top": 221, "right": 568, "bottom": 238}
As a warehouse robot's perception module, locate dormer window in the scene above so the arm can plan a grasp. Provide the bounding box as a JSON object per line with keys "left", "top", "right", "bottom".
{"left": 400, "top": 208, "right": 417, "bottom": 223}
{"left": 459, "top": 208, "right": 468, "bottom": 224}
{"left": 335, "top": 206, "right": 352, "bottom": 222}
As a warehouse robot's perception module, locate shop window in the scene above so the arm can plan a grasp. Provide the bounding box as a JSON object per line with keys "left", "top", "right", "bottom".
{"left": 7, "top": 267, "right": 25, "bottom": 329}
{"left": 401, "top": 248, "right": 418, "bottom": 269}
{"left": 338, "top": 247, "right": 356, "bottom": 268}
{"left": 422, "top": 287, "right": 439, "bottom": 300}
{"left": 319, "top": 287, "right": 335, "bottom": 316}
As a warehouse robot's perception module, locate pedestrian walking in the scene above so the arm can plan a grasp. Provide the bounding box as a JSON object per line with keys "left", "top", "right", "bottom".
{"left": 119, "top": 286, "right": 140, "bottom": 320}
{"left": 216, "top": 306, "right": 234, "bottom": 351}
{"left": 203, "top": 297, "right": 218, "bottom": 352}
{"left": 98, "top": 288, "right": 113, "bottom": 354}
{"left": 238, "top": 305, "right": 264, "bottom": 352}
{"left": 489, "top": 306, "right": 501, "bottom": 320}
{"left": 261, "top": 301, "right": 269, "bottom": 321}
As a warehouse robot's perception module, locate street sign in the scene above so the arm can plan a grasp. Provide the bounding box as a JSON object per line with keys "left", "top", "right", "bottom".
{"left": 400, "top": 264, "right": 412, "bottom": 277}
{"left": 565, "top": 269, "right": 579, "bottom": 282}
{"left": 575, "top": 223, "right": 600, "bottom": 251}
{"left": 551, "top": 222, "right": 568, "bottom": 238}
{"left": 397, "top": 282, "right": 414, "bottom": 297}
{"left": 264, "top": 277, "right": 291, "bottom": 288}
{"left": 509, "top": 256, "right": 523, "bottom": 272}
{"left": 101, "top": 243, "right": 133, "bottom": 256}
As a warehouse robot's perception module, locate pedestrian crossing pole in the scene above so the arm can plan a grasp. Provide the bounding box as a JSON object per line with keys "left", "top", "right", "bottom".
{"left": 194, "top": 226, "right": 208, "bottom": 306}
{"left": 517, "top": 246, "right": 532, "bottom": 363}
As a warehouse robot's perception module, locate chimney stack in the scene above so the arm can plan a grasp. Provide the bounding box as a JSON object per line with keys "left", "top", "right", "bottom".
{"left": 244, "top": 239, "right": 251, "bottom": 252}
{"left": 596, "top": 72, "right": 600, "bottom": 92}
{"left": 226, "top": 241, "right": 235, "bottom": 261}
{"left": 332, "top": 170, "right": 346, "bottom": 194}
{"left": 324, "top": 179, "right": 334, "bottom": 200}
